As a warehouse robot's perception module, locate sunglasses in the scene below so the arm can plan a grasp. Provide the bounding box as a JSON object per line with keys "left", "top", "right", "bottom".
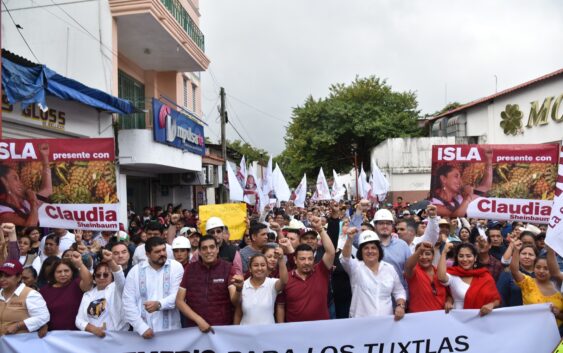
{"left": 95, "top": 272, "right": 110, "bottom": 279}
{"left": 430, "top": 281, "right": 437, "bottom": 296}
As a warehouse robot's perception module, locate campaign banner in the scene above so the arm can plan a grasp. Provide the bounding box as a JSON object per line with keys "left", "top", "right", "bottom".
{"left": 0, "top": 138, "right": 118, "bottom": 230}
{"left": 429, "top": 144, "right": 559, "bottom": 222}
{"left": 199, "top": 203, "right": 247, "bottom": 240}
{"left": 546, "top": 143, "right": 563, "bottom": 256}
{"left": 0, "top": 304, "right": 559, "bottom": 353}
{"left": 152, "top": 98, "right": 205, "bottom": 156}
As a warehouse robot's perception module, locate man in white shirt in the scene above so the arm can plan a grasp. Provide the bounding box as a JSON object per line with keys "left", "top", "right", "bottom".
{"left": 123, "top": 237, "right": 184, "bottom": 338}
{"left": 39, "top": 228, "right": 74, "bottom": 255}
{"left": 132, "top": 223, "right": 173, "bottom": 265}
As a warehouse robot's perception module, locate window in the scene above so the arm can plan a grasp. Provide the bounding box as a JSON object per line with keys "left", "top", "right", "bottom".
{"left": 183, "top": 77, "right": 189, "bottom": 108}
{"left": 192, "top": 83, "right": 197, "bottom": 112}
{"left": 118, "top": 70, "right": 145, "bottom": 129}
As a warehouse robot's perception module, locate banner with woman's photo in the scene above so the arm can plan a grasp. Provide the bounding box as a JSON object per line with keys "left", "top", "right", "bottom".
{"left": 0, "top": 138, "right": 118, "bottom": 230}
{"left": 429, "top": 144, "right": 560, "bottom": 223}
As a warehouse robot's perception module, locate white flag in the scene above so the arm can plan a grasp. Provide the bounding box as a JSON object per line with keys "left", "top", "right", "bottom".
{"left": 358, "top": 164, "right": 371, "bottom": 199}
{"left": 315, "top": 167, "right": 331, "bottom": 201}
{"left": 272, "top": 163, "right": 291, "bottom": 201}
{"left": 546, "top": 144, "right": 563, "bottom": 256}
{"left": 262, "top": 156, "right": 273, "bottom": 194}
{"left": 226, "top": 161, "right": 244, "bottom": 201}
{"left": 370, "top": 161, "right": 389, "bottom": 202}
{"left": 244, "top": 162, "right": 258, "bottom": 206}
{"left": 293, "top": 174, "right": 307, "bottom": 208}
{"left": 256, "top": 177, "right": 271, "bottom": 214}
{"left": 331, "top": 170, "right": 345, "bottom": 202}
{"left": 237, "top": 156, "right": 247, "bottom": 188}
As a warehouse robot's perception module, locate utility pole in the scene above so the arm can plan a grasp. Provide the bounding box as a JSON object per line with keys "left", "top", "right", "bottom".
{"left": 220, "top": 87, "right": 227, "bottom": 203}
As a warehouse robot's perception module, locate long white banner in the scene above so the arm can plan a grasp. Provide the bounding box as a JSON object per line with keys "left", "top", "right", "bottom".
{"left": 0, "top": 304, "right": 559, "bottom": 353}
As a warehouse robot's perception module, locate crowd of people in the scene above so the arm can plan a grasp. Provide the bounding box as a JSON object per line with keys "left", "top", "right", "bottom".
{"left": 0, "top": 198, "right": 562, "bottom": 339}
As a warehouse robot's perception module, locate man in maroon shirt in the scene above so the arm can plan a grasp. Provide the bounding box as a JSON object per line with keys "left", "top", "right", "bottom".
{"left": 175, "top": 235, "right": 243, "bottom": 333}
{"left": 283, "top": 216, "right": 335, "bottom": 322}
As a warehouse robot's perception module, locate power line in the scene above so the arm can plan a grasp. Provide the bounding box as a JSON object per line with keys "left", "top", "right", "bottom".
{"left": 2, "top": 0, "right": 40, "bottom": 62}
{"left": 229, "top": 120, "right": 251, "bottom": 146}
{"left": 226, "top": 98, "right": 255, "bottom": 145}
{"left": 228, "top": 93, "right": 289, "bottom": 124}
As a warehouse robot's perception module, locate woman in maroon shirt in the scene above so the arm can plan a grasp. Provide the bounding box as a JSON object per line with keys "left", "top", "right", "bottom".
{"left": 39, "top": 251, "right": 92, "bottom": 330}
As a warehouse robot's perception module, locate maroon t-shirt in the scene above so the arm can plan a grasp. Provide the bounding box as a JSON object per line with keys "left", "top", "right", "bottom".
{"left": 283, "top": 262, "right": 330, "bottom": 322}
{"left": 40, "top": 277, "right": 84, "bottom": 330}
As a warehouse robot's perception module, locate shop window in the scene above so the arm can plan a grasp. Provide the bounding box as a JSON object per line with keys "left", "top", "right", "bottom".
{"left": 118, "top": 70, "right": 146, "bottom": 129}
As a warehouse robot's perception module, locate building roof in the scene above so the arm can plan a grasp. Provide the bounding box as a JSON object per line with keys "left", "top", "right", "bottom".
{"left": 430, "top": 67, "right": 563, "bottom": 121}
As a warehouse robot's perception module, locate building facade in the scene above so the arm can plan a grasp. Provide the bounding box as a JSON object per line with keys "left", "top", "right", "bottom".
{"left": 372, "top": 69, "right": 563, "bottom": 203}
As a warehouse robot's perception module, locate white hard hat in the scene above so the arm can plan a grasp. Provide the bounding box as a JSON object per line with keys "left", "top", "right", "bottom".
{"left": 358, "top": 230, "right": 380, "bottom": 246}
{"left": 172, "top": 236, "right": 191, "bottom": 250}
{"left": 205, "top": 216, "right": 225, "bottom": 231}
{"left": 373, "top": 209, "right": 394, "bottom": 223}
{"left": 179, "top": 227, "right": 194, "bottom": 236}
{"left": 283, "top": 219, "right": 305, "bottom": 231}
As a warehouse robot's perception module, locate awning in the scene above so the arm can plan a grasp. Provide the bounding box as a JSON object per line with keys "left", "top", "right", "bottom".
{"left": 1, "top": 50, "right": 136, "bottom": 115}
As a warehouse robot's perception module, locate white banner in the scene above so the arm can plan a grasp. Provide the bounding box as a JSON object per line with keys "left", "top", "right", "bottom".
{"left": 38, "top": 203, "right": 119, "bottom": 231}
{"left": 466, "top": 197, "right": 553, "bottom": 224}
{"left": 0, "top": 305, "right": 559, "bottom": 353}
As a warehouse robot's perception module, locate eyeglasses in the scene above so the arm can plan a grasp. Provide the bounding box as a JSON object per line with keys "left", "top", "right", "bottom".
{"left": 95, "top": 272, "right": 110, "bottom": 279}
{"left": 207, "top": 228, "right": 223, "bottom": 235}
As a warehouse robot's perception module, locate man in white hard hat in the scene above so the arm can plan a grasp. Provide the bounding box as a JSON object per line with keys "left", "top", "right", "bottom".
{"left": 204, "top": 216, "right": 243, "bottom": 275}
{"left": 358, "top": 208, "right": 411, "bottom": 292}
{"left": 172, "top": 236, "right": 191, "bottom": 269}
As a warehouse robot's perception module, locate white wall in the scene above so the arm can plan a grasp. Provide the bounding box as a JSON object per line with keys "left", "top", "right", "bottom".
{"left": 2, "top": 0, "right": 114, "bottom": 93}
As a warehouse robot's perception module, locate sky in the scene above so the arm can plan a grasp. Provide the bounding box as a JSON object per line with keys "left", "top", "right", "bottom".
{"left": 198, "top": 0, "right": 563, "bottom": 157}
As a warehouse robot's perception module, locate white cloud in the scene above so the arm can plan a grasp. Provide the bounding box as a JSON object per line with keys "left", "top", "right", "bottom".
{"left": 199, "top": 0, "right": 563, "bottom": 156}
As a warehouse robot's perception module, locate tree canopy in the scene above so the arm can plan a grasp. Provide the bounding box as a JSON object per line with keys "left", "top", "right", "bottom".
{"left": 276, "top": 76, "right": 422, "bottom": 185}
{"left": 227, "top": 139, "right": 270, "bottom": 165}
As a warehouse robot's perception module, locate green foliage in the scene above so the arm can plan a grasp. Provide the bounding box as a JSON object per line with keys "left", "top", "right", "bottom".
{"left": 227, "top": 139, "right": 270, "bottom": 165}
{"left": 277, "top": 76, "right": 422, "bottom": 185}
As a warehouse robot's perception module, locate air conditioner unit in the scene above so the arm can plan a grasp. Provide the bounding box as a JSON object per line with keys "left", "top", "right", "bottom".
{"left": 180, "top": 172, "right": 205, "bottom": 185}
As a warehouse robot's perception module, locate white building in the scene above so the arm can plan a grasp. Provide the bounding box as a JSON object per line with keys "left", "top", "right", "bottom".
{"left": 2, "top": 0, "right": 211, "bottom": 225}
{"left": 372, "top": 68, "right": 563, "bottom": 203}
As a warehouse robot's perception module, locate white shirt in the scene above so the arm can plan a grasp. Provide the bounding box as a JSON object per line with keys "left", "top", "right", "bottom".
{"left": 240, "top": 277, "right": 279, "bottom": 325}
{"left": 76, "top": 267, "right": 128, "bottom": 331}
{"left": 0, "top": 283, "right": 50, "bottom": 332}
{"left": 122, "top": 259, "right": 184, "bottom": 335}
{"left": 340, "top": 256, "right": 406, "bottom": 318}
{"left": 443, "top": 274, "right": 470, "bottom": 309}
{"left": 39, "top": 231, "right": 75, "bottom": 255}
{"left": 132, "top": 243, "right": 174, "bottom": 266}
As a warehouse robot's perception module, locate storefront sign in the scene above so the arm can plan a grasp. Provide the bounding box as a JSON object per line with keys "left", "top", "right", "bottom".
{"left": 0, "top": 304, "right": 559, "bottom": 353}
{"left": 152, "top": 98, "right": 205, "bottom": 155}
{"left": 500, "top": 92, "right": 563, "bottom": 135}
{"left": 2, "top": 93, "right": 66, "bottom": 130}
{"left": 0, "top": 138, "right": 119, "bottom": 230}
{"left": 429, "top": 144, "right": 559, "bottom": 223}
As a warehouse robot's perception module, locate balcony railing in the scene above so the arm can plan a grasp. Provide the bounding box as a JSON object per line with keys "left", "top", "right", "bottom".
{"left": 161, "top": 0, "right": 205, "bottom": 51}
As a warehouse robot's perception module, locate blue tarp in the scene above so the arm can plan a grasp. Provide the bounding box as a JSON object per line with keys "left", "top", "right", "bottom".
{"left": 2, "top": 56, "right": 136, "bottom": 115}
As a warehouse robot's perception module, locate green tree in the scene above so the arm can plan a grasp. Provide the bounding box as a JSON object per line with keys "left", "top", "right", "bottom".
{"left": 278, "top": 76, "right": 422, "bottom": 185}
{"left": 227, "top": 139, "right": 270, "bottom": 165}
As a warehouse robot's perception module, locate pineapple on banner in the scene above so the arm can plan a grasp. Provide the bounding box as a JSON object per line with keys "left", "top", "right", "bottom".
{"left": 429, "top": 144, "right": 559, "bottom": 222}
{"left": 0, "top": 138, "right": 118, "bottom": 230}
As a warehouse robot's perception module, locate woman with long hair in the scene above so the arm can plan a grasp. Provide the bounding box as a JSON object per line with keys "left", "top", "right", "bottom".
{"left": 237, "top": 248, "right": 288, "bottom": 325}
{"left": 510, "top": 240, "right": 563, "bottom": 326}
{"left": 497, "top": 244, "right": 537, "bottom": 307}
{"left": 438, "top": 242, "right": 500, "bottom": 315}
{"left": 39, "top": 252, "right": 93, "bottom": 330}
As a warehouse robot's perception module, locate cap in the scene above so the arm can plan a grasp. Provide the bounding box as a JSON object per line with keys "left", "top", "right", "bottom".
{"left": 117, "top": 230, "right": 129, "bottom": 241}
{"left": 438, "top": 219, "right": 450, "bottom": 226}
{"left": 283, "top": 219, "right": 305, "bottom": 231}
{"left": 358, "top": 230, "right": 380, "bottom": 246}
{"left": 518, "top": 224, "right": 541, "bottom": 236}
{"left": 172, "top": 236, "right": 191, "bottom": 249}
{"left": 0, "top": 260, "right": 23, "bottom": 276}
{"left": 179, "top": 227, "right": 194, "bottom": 236}
{"left": 300, "top": 227, "right": 318, "bottom": 238}
{"left": 402, "top": 210, "right": 411, "bottom": 216}
{"left": 487, "top": 220, "right": 501, "bottom": 229}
